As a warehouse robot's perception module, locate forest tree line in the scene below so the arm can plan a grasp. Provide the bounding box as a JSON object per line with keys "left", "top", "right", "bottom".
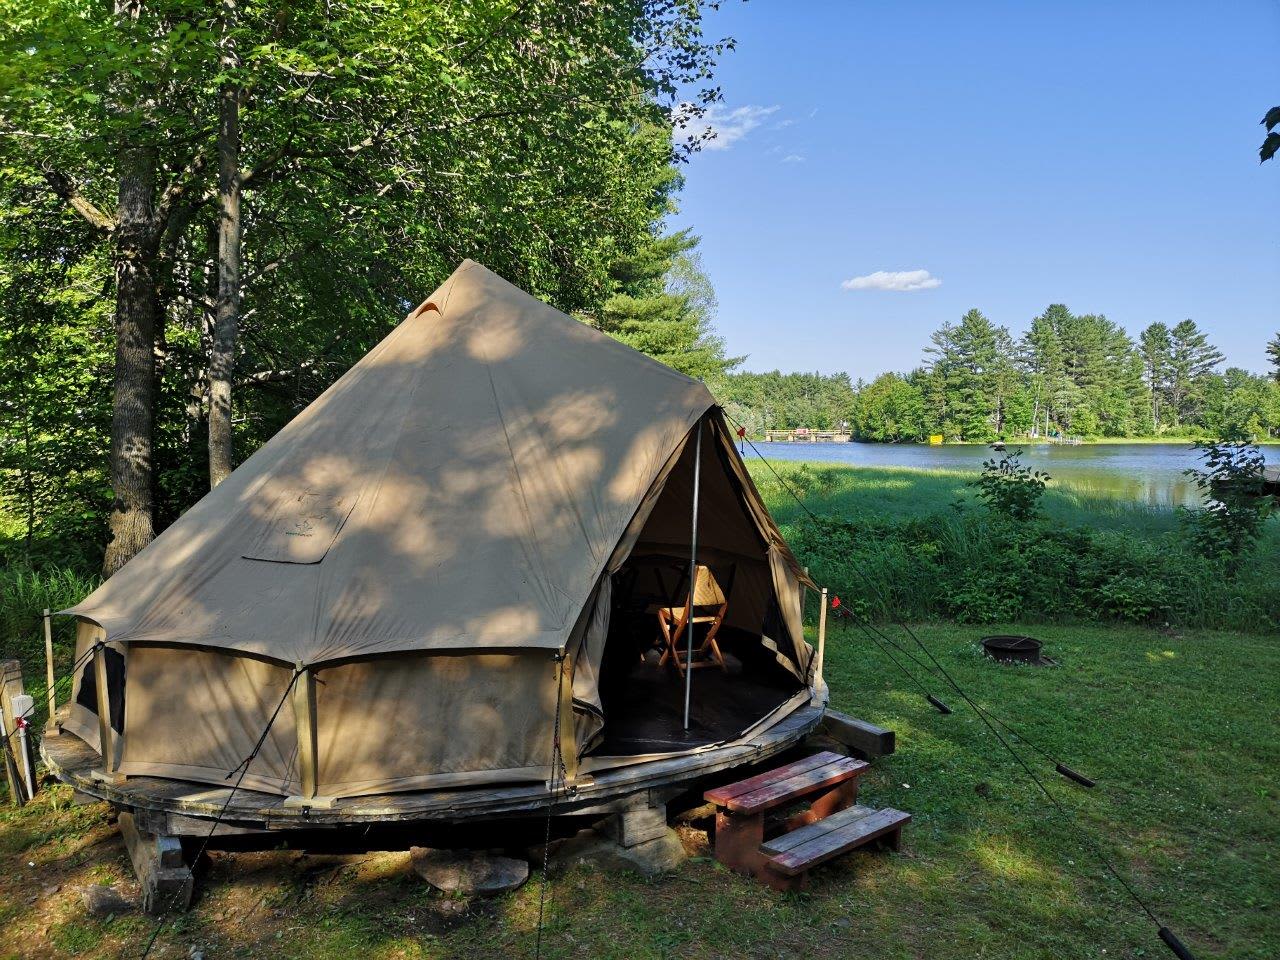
{"left": 716, "top": 307, "right": 1280, "bottom": 444}
{"left": 0, "top": 0, "right": 734, "bottom": 571}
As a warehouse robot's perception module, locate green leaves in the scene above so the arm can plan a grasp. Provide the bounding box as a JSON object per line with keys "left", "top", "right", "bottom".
{"left": 1259, "top": 107, "right": 1280, "bottom": 163}
{"left": 0, "top": 0, "right": 736, "bottom": 559}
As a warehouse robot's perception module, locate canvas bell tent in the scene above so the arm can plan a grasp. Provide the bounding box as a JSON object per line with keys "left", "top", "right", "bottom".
{"left": 60, "top": 261, "right": 820, "bottom": 802}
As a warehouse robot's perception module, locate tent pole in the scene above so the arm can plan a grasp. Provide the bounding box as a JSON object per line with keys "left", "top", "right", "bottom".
{"left": 292, "top": 663, "right": 318, "bottom": 799}
{"left": 816, "top": 587, "right": 828, "bottom": 689}
{"left": 43, "top": 610, "right": 58, "bottom": 735}
{"left": 683, "top": 420, "right": 702, "bottom": 731}
{"left": 92, "top": 644, "right": 118, "bottom": 780}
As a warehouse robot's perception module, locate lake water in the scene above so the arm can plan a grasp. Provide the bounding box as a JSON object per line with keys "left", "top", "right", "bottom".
{"left": 749, "top": 442, "right": 1279, "bottom": 508}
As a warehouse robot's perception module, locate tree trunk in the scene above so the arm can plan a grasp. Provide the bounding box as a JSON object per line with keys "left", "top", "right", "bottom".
{"left": 208, "top": 14, "right": 241, "bottom": 489}
{"left": 102, "top": 143, "right": 160, "bottom": 577}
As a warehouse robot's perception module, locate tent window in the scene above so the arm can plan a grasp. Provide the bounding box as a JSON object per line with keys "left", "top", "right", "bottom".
{"left": 75, "top": 647, "right": 126, "bottom": 734}
{"left": 242, "top": 490, "right": 358, "bottom": 564}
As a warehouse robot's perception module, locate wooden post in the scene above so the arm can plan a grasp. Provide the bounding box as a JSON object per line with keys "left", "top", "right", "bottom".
{"left": 292, "top": 664, "right": 317, "bottom": 799}
{"left": 284, "top": 664, "right": 335, "bottom": 808}
{"left": 119, "top": 812, "right": 194, "bottom": 913}
{"left": 816, "top": 587, "right": 828, "bottom": 690}
{"left": 556, "top": 653, "right": 578, "bottom": 786}
{"left": 0, "top": 660, "right": 25, "bottom": 804}
{"left": 92, "top": 644, "right": 120, "bottom": 780}
{"left": 43, "top": 610, "right": 58, "bottom": 735}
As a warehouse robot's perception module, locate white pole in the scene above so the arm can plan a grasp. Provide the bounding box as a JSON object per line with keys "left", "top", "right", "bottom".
{"left": 817, "top": 588, "right": 829, "bottom": 690}
{"left": 12, "top": 694, "right": 34, "bottom": 799}
{"left": 43, "top": 610, "right": 56, "bottom": 732}
{"left": 682, "top": 421, "right": 703, "bottom": 731}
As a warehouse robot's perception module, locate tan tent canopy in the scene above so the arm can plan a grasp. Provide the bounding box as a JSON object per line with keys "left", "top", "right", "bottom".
{"left": 62, "top": 261, "right": 817, "bottom": 799}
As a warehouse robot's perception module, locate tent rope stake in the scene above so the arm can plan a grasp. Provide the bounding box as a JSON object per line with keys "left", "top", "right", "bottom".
{"left": 724, "top": 412, "right": 1202, "bottom": 960}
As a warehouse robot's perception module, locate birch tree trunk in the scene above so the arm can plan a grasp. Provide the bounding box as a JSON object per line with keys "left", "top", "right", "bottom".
{"left": 208, "top": 2, "right": 241, "bottom": 488}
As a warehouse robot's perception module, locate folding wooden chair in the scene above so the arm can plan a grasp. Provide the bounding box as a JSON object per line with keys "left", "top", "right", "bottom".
{"left": 655, "top": 564, "right": 734, "bottom": 676}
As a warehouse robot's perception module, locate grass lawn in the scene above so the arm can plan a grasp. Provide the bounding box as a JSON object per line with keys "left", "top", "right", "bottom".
{"left": 2, "top": 622, "right": 1276, "bottom": 959}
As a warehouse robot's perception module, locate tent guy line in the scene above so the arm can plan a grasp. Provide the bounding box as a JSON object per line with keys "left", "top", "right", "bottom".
{"left": 723, "top": 412, "right": 1203, "bottom": 960}
{"left": 534, "top": 652, "right": 570, "bottom": 960}
{"left": 138, "top": 666, "right": 303, "bottom": 960}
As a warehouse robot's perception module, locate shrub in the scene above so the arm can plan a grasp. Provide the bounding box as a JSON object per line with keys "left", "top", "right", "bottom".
{"left": 1180, "top": 438, "right": 1273, "bottom": 568}
{"left": 787, "top": 506, "right": 1279, "bottom": 631}
{"left": 971, "top": 447, "right": 1050, "bottom": 522}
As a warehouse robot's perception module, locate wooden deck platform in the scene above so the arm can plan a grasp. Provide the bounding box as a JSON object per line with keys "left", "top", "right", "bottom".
{"left": 42, "top": 704, "right": 825, "bottom": 831}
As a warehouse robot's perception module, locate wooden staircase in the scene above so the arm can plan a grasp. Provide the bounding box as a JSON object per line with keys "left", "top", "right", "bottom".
{"left": 704, "top": 750, "right": 909, "bottom": 890}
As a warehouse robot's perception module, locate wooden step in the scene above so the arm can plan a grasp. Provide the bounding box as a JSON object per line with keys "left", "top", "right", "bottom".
{"left": 704, "top": 750, "right": 868, "bottom": 815}
{"left": 759, "top": 803, "right": 910, "bottom": 877}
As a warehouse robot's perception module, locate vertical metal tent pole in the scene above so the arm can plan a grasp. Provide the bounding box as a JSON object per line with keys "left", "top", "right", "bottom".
{"left": 682, "top": 420, "right": 702, "bottom": 731}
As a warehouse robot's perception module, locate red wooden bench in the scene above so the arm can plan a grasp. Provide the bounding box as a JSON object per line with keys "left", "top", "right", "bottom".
{"left": 704, "top": 750, "right": 909, "bottom": 890}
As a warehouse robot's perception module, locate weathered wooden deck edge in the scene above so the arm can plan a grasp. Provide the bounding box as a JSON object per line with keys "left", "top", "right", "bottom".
{"left": 43, "top": 705, "right": 826, "bottom": 828}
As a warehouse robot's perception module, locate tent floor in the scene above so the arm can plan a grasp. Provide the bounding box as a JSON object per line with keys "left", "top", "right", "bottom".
{"left": 594, "top": 662, "right": 802, "bottom": 756}
{"left": 40, "top": 701, "right": 824, "bottom": 830}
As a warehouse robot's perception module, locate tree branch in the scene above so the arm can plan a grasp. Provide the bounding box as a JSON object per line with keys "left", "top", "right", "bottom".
{"left": 235, "top": 359, "right": 318, "bottom": 388}
{"left": 154, "top": 151, "right": 210, "bottom": 236}
{"left": 41, "top": 168, "right": 116, "bottom": 233}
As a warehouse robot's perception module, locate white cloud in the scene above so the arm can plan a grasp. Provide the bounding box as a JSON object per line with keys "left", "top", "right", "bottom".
{"left": 781, "top": 153, "right": 805, "bottom": 163}
{"left": 675, "top": 103, "right": 779, "bottom": 151}
{"left": 841, "top": 269, "right": 942, "bottom": 292}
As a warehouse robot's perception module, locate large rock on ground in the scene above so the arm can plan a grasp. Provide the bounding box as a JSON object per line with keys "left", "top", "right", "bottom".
{"left": 409, "top": 848, "right": 529, "bottom": 896}
{"left": 546, "top": 825, "right": 687, "bottom": 876}
{"left": 80, "top": 885, "right": 133, "bottom": 917}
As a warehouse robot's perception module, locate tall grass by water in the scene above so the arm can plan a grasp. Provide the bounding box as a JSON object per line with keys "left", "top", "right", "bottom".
{"left": 748, "top": 460, "right": 1280, "bottom": 630}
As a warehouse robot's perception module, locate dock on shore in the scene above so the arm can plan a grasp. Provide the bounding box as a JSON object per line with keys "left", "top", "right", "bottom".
{"left": 762, "top": 429, "right": 853, "bottom": 443}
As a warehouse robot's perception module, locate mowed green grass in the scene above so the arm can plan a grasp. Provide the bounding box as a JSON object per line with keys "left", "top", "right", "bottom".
{"left": 2, "top": 623, "right": 1276, "bottom": 959}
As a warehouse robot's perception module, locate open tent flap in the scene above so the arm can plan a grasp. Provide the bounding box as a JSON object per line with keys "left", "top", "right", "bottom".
{"left": 568, "top": 414, "right": 815, "bottom": 765}
{"left": 64, "top": 619, "right": 127, "bottom": 770}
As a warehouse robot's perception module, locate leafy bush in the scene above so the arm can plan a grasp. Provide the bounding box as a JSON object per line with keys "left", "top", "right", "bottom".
{"left": 1180, "top": 438, "right": 1273, "bottom": 568}
{"left": 776, "top": 463, "right": 839, "bottom": 501}
{"left": 970, "top": 447, "right": 1050, "bottom": 521}
{"left": 786, "top": 506, "right": 1279, "bottom": 631}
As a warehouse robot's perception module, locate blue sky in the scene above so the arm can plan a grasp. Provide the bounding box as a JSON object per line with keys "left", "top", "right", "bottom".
{"left": 670, "top": 1, "right": 1280, "bottom": 379}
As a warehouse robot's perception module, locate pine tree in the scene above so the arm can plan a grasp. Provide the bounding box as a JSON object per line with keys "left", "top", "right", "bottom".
{"left": 593, "top": 231, "right": 741, "bottom": 383}
{"left": 1267, "top": 332, "right": 1280, "bottom": 383}
{"left": 1140, "top": 322, "right": 1173, "bottom": 432}
{"left": 1168, "top": 319, "right": 1225, "bottom": 428}
{"left": 1020, "top": 305, "right": 1071, "bottom": 438}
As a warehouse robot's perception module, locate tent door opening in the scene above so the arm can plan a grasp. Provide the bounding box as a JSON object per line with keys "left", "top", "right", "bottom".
{"left": 585, "top": 418, "right": 804, "bottom": 758}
